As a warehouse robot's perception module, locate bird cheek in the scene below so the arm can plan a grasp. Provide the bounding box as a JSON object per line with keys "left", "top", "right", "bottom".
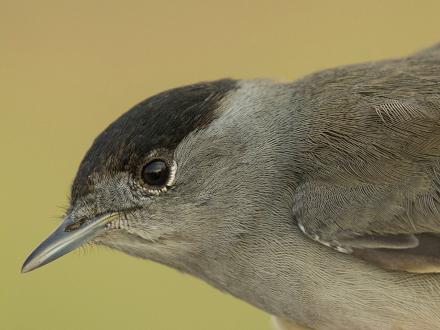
{"left": 105, "top": 218, "right": 131, "bottom": 230}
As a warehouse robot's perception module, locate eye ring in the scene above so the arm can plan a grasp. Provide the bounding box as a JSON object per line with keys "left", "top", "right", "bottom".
{"left": 141, "top": 159, "right": 170, "bottom": 187}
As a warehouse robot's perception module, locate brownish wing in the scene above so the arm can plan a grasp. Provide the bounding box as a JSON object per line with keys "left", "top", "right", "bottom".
{"left": 294, "top": 47, "right": 440, "bottom": 273}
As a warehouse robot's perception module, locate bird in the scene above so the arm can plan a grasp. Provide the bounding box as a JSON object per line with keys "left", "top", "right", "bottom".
{"left": 22, "top": 42, "right": 440, "bottom": 330}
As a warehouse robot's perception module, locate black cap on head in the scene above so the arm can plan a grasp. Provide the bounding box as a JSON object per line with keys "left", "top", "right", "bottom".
{"left": 71, "top": 79, "right": 237, "bottom": 202}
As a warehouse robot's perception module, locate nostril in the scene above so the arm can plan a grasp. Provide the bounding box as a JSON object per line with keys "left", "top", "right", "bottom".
{"left": 64, "top": 218, "right": 87, "bottom": 232}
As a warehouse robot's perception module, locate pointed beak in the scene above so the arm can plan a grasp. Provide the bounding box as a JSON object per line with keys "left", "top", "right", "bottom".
{"left": 21, "top": 213, "right": 119, "bottom": 273}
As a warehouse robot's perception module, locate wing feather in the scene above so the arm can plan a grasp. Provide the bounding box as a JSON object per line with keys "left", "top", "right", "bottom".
{"left": 294, "top": 51, "right": 440, "bottom": 272}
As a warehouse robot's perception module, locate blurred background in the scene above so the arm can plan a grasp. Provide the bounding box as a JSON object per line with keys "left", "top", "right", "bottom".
{"left": 1, "top": 1, "right": 440, "bottom": 329}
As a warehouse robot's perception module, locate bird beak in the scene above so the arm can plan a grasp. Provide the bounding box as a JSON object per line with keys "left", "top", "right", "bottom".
{"left": 21, "top": 213, "right": 118, "bottom": 273}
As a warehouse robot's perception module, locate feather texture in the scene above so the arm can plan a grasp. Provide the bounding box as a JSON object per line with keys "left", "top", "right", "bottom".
{"left": 293, "top": 46, "right": 440, "bottom": 272}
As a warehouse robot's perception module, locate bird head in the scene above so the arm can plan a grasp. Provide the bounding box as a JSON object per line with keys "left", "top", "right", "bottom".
{"left": 22, "top": 79, "right": 294, "bottom": 275}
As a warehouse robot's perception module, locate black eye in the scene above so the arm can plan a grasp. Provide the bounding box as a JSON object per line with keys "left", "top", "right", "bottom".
{"left": 141, "top": 159, "right": 170, "bottom": 187}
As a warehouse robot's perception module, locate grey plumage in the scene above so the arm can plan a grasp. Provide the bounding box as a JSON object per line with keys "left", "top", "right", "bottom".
{"left": 23, "top": 43, "right": 440, "bottom": 330}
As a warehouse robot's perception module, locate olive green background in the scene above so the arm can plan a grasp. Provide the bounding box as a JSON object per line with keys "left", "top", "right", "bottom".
{"left": 1, "top": 1, "right": 439, "bottom": 329}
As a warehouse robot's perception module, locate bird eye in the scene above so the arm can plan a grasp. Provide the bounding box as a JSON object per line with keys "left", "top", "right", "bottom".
{"left": 141, "top": 159, "right": 170, "bottom": 187}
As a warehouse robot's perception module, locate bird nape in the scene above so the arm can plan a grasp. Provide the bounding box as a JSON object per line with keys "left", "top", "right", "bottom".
{"left": 23, "top": 43, "right": 440, "bottom": 330}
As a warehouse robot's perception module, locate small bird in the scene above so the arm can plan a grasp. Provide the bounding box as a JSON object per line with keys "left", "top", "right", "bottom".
{"left": 23, "top": 43, "right": 440, "bottom": 330}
